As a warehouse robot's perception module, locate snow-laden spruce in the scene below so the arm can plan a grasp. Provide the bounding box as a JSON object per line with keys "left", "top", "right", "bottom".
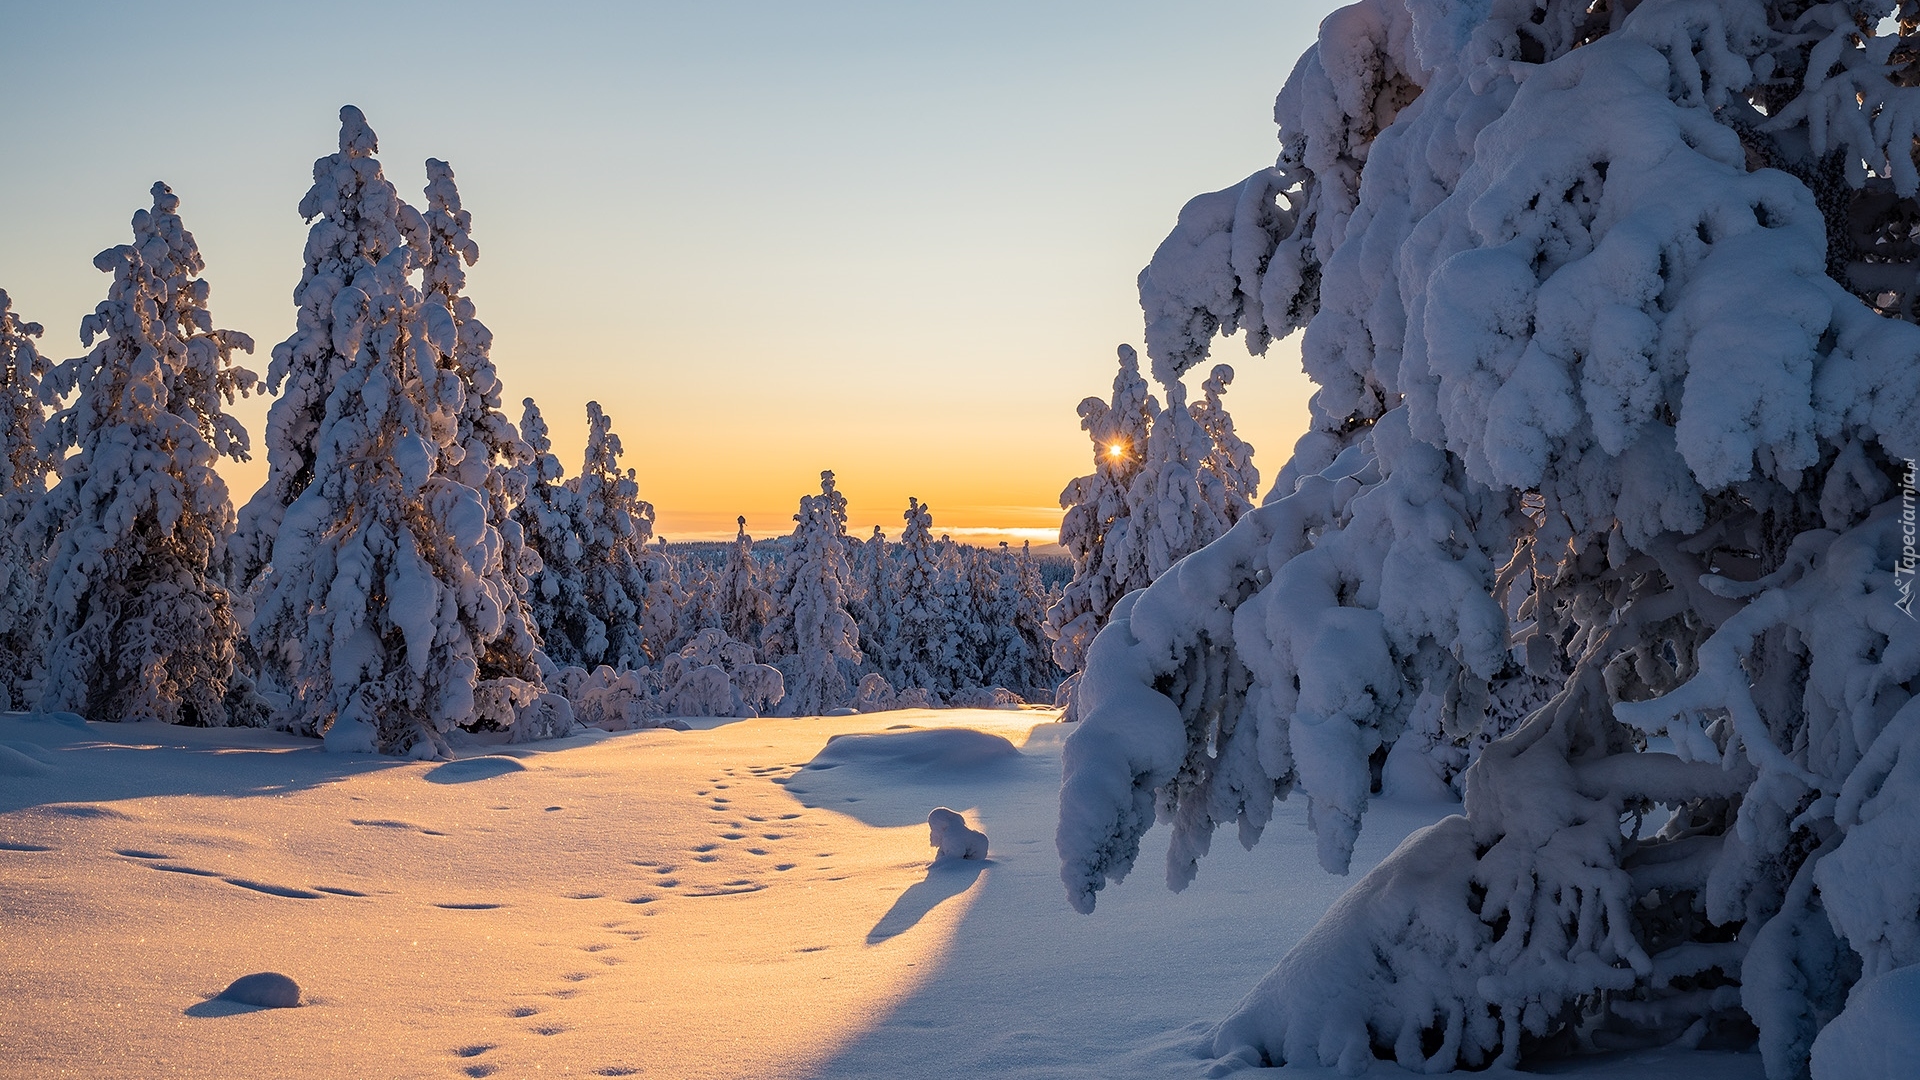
{"left": 1045, "top": 345, "right": 1153, "bottom": 684}
{"left": 27, "top": 183, "right": 257, "bottom": 725}
{"left": 765, "top": 471, "right": 861, "bottom": 716}
{"left": 715, "top": 515, "right": 772, "bottom": 650}
{"left": 235, "top": 105, "right": 421, "bottom": 597}
{"left": 250, "top": 110, "right": 529, "bottom": 757}
{"left": 416, "top": 158, "right": 550, "bottom": 726}
{"left": 1047, "top": 343, "right": 1256, "bottom": 714}
{"left": 513, "top": 396, "right": 597, "bottom": 668}
{"left": 0, "top": 290, "right": 52, "bottom": 708}
{"left": 568, "top": 401, "right": 657, "bottom": 671}
{"left": 1057, "top": 1, "right": 1920, "bottom": 1075}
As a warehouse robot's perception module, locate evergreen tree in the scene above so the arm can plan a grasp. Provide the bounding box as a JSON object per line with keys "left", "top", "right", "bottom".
{"left": 1045, "top": 344, "right": 1154, "bottom": 681}
{"left": 568, "top": 400, "right": 654, "bottom": 670}
{"left": 514, "top": 396, "right": 596, "bottom": 668}
{"left": 1059, "top": 2, "right": 1920, "bottom": 1074}
{"left": 0, "top": 290, "right": 52, "bottom": 707}
{"left": 250, "top": 110, "right": 517, "bottom": 756}
{"left": 29, "top": 183, "right": 257, "bottom": 725}
{"left": 1193, "top": 363, "right": 1259, "bottom": 517}
{"left": 235, "top": 105, "right": 422, "bottom": 595}
{"left": 715, "top": 515, "right": 771, "bottom": 651}
{"left": 887, "top": 496, "right": 946, "bottom": 694}
{"left": 765, "top": 470, "right": 860, "bottom": 715}
{"left": 417, "top": 158, "right": 545, "bottom": 699}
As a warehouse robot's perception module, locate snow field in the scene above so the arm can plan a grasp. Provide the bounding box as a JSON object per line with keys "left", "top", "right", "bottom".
{"left": 2, "top": 708, "right": 1766, "bottom": 1078}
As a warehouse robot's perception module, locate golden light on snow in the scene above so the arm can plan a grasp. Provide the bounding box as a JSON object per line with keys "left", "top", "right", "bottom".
{"left": 1106, "top": 442, "right": 1126, "bottom": 460}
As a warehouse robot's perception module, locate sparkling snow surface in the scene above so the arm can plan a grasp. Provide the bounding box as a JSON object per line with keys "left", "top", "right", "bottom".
{"left": 0, "top": 709, "right": 1761, "bottom": 1079}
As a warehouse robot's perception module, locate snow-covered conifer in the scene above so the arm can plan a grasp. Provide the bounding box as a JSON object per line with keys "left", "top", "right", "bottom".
{"left": 765, "top": 470, "right": 860, "bottom": 715}
{"left": 417, "top": 159, "right": 545, "bottom": 703}
{"left": 715, "top": 516, "right": 771, "bottom": 651}
{"left": 567, "top": 401, "right": 654, "bottom": 670}
{"left": 1044, "top": 345, "right": 1154, "bottom": 681}
{"left": 977, "top": 541, "right": 1055, "bottom": 701}
{"left": 235, "top": 105, "right": 421, "bottom": 595}
{"left": 0, "top": 290, "right": 52, "bottom": 707}
{"left": 1192, "top": 363, "right": 1258, "bottom": 524}
{"left": 1058, "top": 2, "right": 1920, "bottom": 1074}
{"left": 29, "top": 183, "right": 257, "bottom": 725}
{"left": 514, "top": 396, "right": 596, "bottom": 667}
{"left": 887, "top": 497, "right": 948, "bottom": 694}
{"left": 250, "top": 110, "right": 516, "bottom": 756}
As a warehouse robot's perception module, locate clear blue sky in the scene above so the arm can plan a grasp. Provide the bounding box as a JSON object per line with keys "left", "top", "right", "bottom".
{"left": 0, "top": 0, "right": 1341, "bottom": 544}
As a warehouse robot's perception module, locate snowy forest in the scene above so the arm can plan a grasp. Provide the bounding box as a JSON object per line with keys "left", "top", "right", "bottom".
{"left": 1056, "top": 0, "right": 1920, "bottom": 1077}
{"left": 0, "top": 106, "right": 1269, "bottom": 759}
{"left": 14, "top": 0, "right": 1920, "bottom": 1077}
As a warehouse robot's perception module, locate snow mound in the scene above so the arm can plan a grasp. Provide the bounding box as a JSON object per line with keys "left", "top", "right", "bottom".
{"left": 1811, "top": 966, "right": 1920, "bottom": 1080}
{"left": 424, "top": 756, "right": 528, "bottom": 784}
{"left": 217, "top": 972, "right": 300, "bottom": 1009}
{"left": 811, "top": 727, "right": 1021, "bottom": 774}
{"left": 0, "top": 741, "right": 54, "bottom": 776}
{"left": 928, "top": 807, "right": 988, "bottom": 861}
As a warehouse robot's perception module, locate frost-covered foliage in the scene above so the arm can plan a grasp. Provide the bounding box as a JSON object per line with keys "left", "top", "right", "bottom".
{"left": 28, "top": 183, "right": 257, "bottom": 725}
{"left": 0, "top": 290, "right": 53, "bottom": 707}
{"left": 1046, "top": 345, "right": 1257, "bottom": 697}
{"left": 1045, "top": 345, "right": 1153, "bottom": 679}
{"left": 417, "top": 159, "right": 546, "bottom": 704}
{"left": 514, "top": 396, "right": 597, "bottom": 668}
{"left": 657, "top": 627, "right": 784, "bottom": 718}
{"left": 235, "top": 105, "right": 421, "bottom": 595}
{"left": 250, "top": 110, "right": 529, "bottom": 757}
{"left": 765, "top": 471, "right": 861, "bottom": 716}
{"left": 884, "top": 497, "right": 970, "bottom": 694}
{"left": 1058, "top": 1, "right": 1920, "bottom": 1075}
{"left": 715, "top": 516, "right": 772, "bottom": 650}
{"left": 564, "top": 401, "right": 656, "bottom": 671}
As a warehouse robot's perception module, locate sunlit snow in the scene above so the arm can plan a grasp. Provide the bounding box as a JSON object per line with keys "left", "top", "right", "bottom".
{"left": 2, "top": 708, "right": 1763, "bottom": 1078}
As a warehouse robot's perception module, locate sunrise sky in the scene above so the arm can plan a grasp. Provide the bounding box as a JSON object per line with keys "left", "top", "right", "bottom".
{"left": 1, "top": 0, "right": 1342, "bottom": 546}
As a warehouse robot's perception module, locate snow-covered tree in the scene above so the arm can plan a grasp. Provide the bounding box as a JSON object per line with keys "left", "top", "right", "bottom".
{"left": 1058, "top": 2, "right": 1920, "bottom": 1076}
{"left": 765, "top": 470, "right": 860, "bottom": 715}
{"left": 514, "top": 396, "right": 595, "bottom": 667}
{"left": 28, "top": 183, "right": 257, "bottom": 725}
{"left": 1125, "top": 354, "right": 1250, "bottom": 583}
{"left": 1193, "top": 363, "right": 1260, "bottom": 518}
{"left": 250, "top": 110, "right": 524, "bottom": 756}
{"left": 715, "top": 515, "right": 771, "bottom": 650}
{"left": 977, "top": 541, "right": 1056, "bottom": 701}
{"left": 235, "top": 105, "right": 422, "bottom": 596}
{"left": 568, "top": 401, "right": 655, "bottom": 670}
{"left": 886, "top": 497, "right": 949, "bottom": 694}
{"left": 0, "top": 290, "right": 53, "bottom": 707}
{"left": 1045, "top": 345, "right": 1154, "bottom": 683}
{"left": 417, "top": 158, "right": 545, "bottom": 699}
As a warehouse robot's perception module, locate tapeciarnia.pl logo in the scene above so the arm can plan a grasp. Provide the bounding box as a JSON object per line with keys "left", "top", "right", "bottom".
{"left": 1900, "top": 458, "right": 1917, "bottom": 619}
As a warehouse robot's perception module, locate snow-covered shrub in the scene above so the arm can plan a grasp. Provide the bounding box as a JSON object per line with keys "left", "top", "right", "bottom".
{"left": 28, "top": 183, "right": 257, "bottom": 725}
{"left": 765, "top": 471, "right": 862, "bottom": 716}
{"left": 0, "top": 289, "right": 52, "bottom": 706}
{"left": 1809, "top": 965, "right": 1920, "bottom": 1080}
{"left": 656, "top": 627, "right": 783, "bottom": 718}
{"left": 557, "top": 664, "right": 656, "bottom": 731}
{"left": 928, "top": 806, "right": 988, "bottom": 861}
{"left": 855, "top": 671, "right": 896, "bottom": 712}
{"left": 1057, "top": 1, "right": 1920, "bottom": 1075}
